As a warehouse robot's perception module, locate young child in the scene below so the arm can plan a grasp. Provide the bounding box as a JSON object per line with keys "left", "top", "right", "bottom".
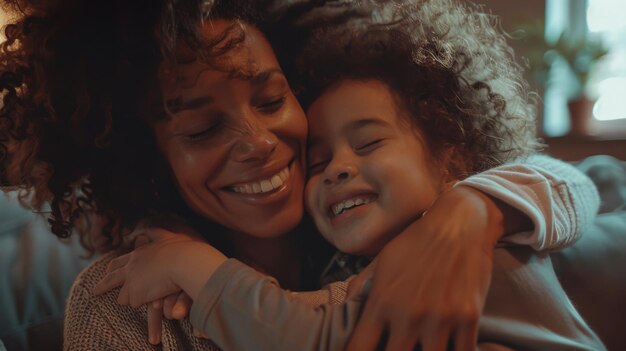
{"left": 95, "top": 0, "right": 604, "bottom": 350}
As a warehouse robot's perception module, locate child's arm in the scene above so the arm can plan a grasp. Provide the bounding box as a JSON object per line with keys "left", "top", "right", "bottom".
{"left": 458, "top": 154, "right": 600, "bottom": 250}
{"left": 93, "top": 227, "right": 227, "bottom": 307}
{"left": 191, "top": 259, "right": 362, "bottom": 351}
{"left": 94, "top": 231, "right": 362, "bottom": 351}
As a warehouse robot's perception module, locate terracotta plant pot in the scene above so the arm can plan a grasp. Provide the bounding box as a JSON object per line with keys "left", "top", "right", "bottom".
{"left": 567, "top": 97, "right": 594, "bottom": 136}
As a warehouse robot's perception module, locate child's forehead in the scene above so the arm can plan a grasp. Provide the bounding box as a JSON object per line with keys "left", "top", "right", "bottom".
{"left": 306, "top": 79, "right": 418, "bottom": 137}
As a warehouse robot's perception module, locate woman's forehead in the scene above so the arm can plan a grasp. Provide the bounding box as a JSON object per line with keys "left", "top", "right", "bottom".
{"left": 159, "top": 20, "right": 276, "bottom": 89}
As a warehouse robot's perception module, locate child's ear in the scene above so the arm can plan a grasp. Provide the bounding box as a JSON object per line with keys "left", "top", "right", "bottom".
{"left": 440, "top": 145, "right": 466, "bottom": 185}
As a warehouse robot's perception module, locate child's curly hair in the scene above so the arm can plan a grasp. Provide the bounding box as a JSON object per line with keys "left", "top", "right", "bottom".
{"left": 295, "top": 0, "right": 542, "bottom": 176}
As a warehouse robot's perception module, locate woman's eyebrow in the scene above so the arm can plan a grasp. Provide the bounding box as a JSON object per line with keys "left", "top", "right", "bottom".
{"left": 251, "top": 68, "right": 285, "bottom": 86}
{"left": 165, "top": 95, "right": 215, "bottom": 115}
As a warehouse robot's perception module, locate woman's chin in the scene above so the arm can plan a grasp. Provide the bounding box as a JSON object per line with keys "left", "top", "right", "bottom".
{"left": 239, "top": 209, "right": 304, "bottom": 239}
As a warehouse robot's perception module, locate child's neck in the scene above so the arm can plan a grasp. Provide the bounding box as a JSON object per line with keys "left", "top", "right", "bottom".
{"left": 230, "top": 230, "right": 302, "bottom": 290}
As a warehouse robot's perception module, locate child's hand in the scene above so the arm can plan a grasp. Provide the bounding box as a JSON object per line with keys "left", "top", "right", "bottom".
{"left": 146, "top": 292, "right": 194, "bottom": 345}
{"left": 346, "top": 186, "right": 515, "bottom": 351}
{"left": 93, "top": 226, "right": 227, "bottom": 308}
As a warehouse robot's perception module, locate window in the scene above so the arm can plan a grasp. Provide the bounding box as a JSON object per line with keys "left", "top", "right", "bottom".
{"left": 544, "top": 0, "right": 626, "bottom": 136}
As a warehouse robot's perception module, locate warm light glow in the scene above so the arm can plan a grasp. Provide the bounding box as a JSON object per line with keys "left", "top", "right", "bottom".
{"left": 587, "top": 0, "right": 626, "bottom": 32}
{"left": 593, "top": 77, "right": 626, "bottom": 121}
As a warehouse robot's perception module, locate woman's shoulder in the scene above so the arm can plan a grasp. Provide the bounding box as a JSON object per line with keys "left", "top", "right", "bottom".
{"left": 65, "top": 252, "right": 223, "bottom": 351}
{"left": 64, "top": 253, "right": 155, "bottom": 349}
{"left": 68, "top": 252, "right": 118, "bottom": 297}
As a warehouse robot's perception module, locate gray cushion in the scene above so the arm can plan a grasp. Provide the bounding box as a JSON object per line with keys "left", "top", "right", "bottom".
{"left": 0, "top": 192, "right": 93, "bottom": 351}
{"left": 551, "top": 155, "right": 626, "bottom": 351}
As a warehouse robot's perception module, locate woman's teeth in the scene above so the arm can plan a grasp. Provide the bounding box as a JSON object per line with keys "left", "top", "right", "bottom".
{"left": 331, "top": 195, "right": 376, "bottom": 216}
{"left": 231, "top": 166, "right": 290, "bottom": 194}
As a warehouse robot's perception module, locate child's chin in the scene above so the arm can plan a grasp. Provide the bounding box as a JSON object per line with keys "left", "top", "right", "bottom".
{"left": 336, "top": 239, "right": 379, "bottom": 257}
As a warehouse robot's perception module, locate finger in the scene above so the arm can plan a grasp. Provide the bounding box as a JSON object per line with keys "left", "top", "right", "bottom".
{"left": 147, "top": 302, "right": 163, "bottom": 345}
{"left": 172, "top": 292, "right": 192, "bottom": 320}
{"left": 347, "top": 273, "right": 373, "bottom": 300}
{"left": 93, "top": 269, "right": 126, "bottom": 295}
{"left": 345, "top": 302, "right": 385, "bottom": 351}
{"left": 106, "top": 255, "right": 130, "bottom": 273}
{"left": 163, "top": 293, "right": 178, "bottom": 319}
{"left": 117, "top": 282, "right": 130, "bottom": 306}
{"left": 421, "top": 323, "right": 451, "bottom": 351}
{"left": 453, "top": 321, "right": 479, "bottom": 351}
{"left": 152, "top": 299, "right": 163, "bottom": 309}
{"left": 347, "top": 258, "right": 377, "bottom": 299}
{"left": 385, "top": 327, "right": 420, "bottom": 351}
{"left": 192, "top": 327, "right": 209, "bottom": 339}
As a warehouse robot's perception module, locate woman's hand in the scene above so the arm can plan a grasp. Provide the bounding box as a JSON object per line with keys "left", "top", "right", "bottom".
{"left": 346, "top": 186, "right": 531, "bottom": 351}
{"left": 93, "top": 225, "right": 227, "bottom": 308}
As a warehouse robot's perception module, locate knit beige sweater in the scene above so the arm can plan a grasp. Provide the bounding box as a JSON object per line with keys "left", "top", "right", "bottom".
{"left": 63, "top": 253, "right": 345, "bottom": 351}
{"left": 64, "top": 252, "right": 222, "bottom": 350}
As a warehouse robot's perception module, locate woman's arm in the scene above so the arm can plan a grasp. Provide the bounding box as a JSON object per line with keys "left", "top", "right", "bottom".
{"left": 346, "top": 154, "right": 600, "bottom": 351}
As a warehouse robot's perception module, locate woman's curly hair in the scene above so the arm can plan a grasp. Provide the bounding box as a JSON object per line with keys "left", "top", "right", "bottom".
{"left": 0, "top": 0, "right": 302, "bottom": 253}
{"left": 0, "top": 0, "right": 358, "bottom": 254}
{"left": 295, "top": 0, "right": 542, "bottom": 176}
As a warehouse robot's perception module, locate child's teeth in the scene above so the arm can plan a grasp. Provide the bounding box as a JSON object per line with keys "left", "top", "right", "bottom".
{"left": 331, "top": 195, "right": 376, "bottom": 217}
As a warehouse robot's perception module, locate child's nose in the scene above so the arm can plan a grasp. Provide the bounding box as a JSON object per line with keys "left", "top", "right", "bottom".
{"left": 323, "top": 164, "right": 358, "bottom": 186}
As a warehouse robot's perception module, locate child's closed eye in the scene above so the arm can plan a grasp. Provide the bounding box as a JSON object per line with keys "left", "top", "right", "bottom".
{"left": 355, "top": 139, "right": 384, "bottom": 154}
{"left": 307, "top": 159, "right": 330, "bottom": 175}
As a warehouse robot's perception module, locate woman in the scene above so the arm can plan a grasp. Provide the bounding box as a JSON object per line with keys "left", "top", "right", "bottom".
{"left": 0, "top": 0, "right": 598, "bottom": 350}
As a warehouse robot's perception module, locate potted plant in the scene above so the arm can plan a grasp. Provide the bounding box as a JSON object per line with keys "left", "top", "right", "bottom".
{"left": 515, "top": 20, "right": 609, "bottom": 135}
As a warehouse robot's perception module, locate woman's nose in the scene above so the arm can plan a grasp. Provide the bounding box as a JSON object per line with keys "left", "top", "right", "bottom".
{"left": 232, "top": 130, "right": 278, "bottom": 163}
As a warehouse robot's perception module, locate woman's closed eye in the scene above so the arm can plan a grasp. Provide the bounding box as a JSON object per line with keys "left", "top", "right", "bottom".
{"left": 257, "top": 96, "right": 286, "bottom": 114}
{"left": 186, "top": 123, "right": 221, "bottom": 141}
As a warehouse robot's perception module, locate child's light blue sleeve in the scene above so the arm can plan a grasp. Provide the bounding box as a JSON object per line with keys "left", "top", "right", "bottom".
{"left": 457, "top": 154, "right": 600, "bottom": 251}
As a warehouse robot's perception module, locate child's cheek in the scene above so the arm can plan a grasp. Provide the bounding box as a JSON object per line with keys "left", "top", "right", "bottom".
{"left": 303, "top": 176, "right": 318, "bottom": 217}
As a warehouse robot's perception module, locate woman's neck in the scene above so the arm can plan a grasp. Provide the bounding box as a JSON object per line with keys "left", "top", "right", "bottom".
{"left": 229, "top": 231, "right": 302, "bottom": 290}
